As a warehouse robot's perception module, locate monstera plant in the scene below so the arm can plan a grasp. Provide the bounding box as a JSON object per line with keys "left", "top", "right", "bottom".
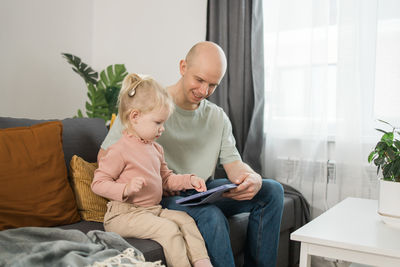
{"left": 62, "top": 53, "right": 128, "bottom": 122}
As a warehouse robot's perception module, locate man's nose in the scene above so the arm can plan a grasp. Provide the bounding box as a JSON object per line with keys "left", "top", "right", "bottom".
{"left": 199, "top": 83, "right": 209, "bottom": 96}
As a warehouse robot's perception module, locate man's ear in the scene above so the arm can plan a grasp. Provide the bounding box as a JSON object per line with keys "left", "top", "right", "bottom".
{"left": 179, "top": 59, "right": 187, "bottom": 76}
{"left": 129, "top": 109, "right": 140, "bottom": 123}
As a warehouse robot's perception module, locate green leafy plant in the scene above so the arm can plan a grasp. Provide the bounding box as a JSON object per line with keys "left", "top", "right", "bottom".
{"left": 368, "top": 120, "right": 400, "bottom": 182}
{"left": 62, "top": 53, "right": 128, "bottom": 122}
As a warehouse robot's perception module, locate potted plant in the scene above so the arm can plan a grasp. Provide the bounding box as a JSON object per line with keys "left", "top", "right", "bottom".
{"left": 62, "top": 53, "right": 128, "bottom": 124}
{"left": 368, "top": 119, "right": 400, "bottom": 228}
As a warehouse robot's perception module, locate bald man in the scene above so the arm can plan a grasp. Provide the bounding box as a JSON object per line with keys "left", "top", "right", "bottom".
{"left": 98, "top": 41, "right": 284, "bottom": 267}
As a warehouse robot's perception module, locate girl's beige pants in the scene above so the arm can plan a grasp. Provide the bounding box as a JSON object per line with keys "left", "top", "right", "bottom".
{"left": 104, "top": 201, "right": 210, "bottom": 267}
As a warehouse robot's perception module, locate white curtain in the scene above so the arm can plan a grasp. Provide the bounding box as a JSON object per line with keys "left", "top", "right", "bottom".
{"left": 262, "top": 0, "right": 400, "bottom": 218}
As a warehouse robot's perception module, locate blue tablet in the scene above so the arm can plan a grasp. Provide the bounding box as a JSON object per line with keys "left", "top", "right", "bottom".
{"left": 176, "top": 183, "right": 238, "bottom": 206}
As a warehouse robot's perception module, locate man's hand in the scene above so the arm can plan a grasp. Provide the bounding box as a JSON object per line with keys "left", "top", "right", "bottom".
{"left": 190, "top": 176, "right": 207, "bottom": 192}
{"left": 123, "top": 177, "right": 147, "bottom": 198}
{"left": 223, "top": 172, "right": 262, "bottom": 200}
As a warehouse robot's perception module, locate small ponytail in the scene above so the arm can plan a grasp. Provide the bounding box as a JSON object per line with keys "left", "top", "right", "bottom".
{"left": 121, "top": 73, "right": 143, "bottom": 97}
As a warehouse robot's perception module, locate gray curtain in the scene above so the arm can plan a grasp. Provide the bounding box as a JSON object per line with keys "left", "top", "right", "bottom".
{"left": 207, "top": 0, "right": 265, "bottom": 173}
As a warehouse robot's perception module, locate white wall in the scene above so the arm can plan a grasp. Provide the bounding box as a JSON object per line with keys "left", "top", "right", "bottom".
{"left": 0, "top": 0, "right": 207, "bottom": 119}
{"left": 0, "top": 0, "right": 94, "bottom": 120}
{"left": 93, "top": 0, "right": 207, "bottom": 86}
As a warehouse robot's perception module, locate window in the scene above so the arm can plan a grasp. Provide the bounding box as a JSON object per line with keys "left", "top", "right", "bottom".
{"left": 262, "top": 0, "right": 400, "bottom": 217}
{"left": 263, "top": 0, "right": 400, "bottom": 134}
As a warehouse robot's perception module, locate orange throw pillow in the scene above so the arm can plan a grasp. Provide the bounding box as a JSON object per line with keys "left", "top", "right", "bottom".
{"left": 0, "top": 121, "right": 81, "bottom": 230}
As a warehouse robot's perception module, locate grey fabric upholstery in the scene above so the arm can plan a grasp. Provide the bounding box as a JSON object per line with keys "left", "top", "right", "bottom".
{"left": 0, "top": 117, "right": 305, "bottom": 266}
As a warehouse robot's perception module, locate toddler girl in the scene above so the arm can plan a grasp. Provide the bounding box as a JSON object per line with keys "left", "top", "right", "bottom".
{"left": 91, "top": 73, "right": 212, "bottom": 267}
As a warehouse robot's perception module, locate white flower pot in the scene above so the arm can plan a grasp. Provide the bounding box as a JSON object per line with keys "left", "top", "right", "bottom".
{"left": 378, "top": 179, "right": 400, "bottom": 228}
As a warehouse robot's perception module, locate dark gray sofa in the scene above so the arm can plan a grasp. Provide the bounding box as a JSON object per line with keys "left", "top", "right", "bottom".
{"left": 0, "top": 116, "right": 307, "bottom": 267}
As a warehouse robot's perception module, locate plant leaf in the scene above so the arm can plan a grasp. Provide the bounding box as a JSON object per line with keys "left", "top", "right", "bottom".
{"left": 105, "top": 86, "right": 120, "bottom": 116}
{"left": 84, "top": 83, "right": 109, "bottom": 122}
{"left": 394, "top": 140, "right": 400, "bottom": 150}
{"left": 382, "top": 162, "right": 392, "bottom": 178}
{"left": 77, "top": 109, "right": 83, "bottom": 118}
{"left": 375, "top": 128, "right": 388, "bottom": 135}
{"left": 377, "top": 119, "right": 393, "bottom": 128}
{"left": 374, "top": 156, "right": 385, "bottom": 166}
{"left": 107, "top": 65, "right": 116, "bottom": 83}
{"left": 375, "top": 141, "right": 388, "bottom": 151}
{"left": 368, "top": 151, "right": 376, "bottom": 163}
{"left": 62, "top": 53, "right": 98, "bottom": 85}
{"left": 391, "top": 159, "right": 400, "bottom": 180}
{"left": 97, "top": 64, "right": 128, "bottom": 117}
{"left": 386, "top": 147, "right": 397, "bottom": 161}
{"left": 381, "top": 132, "right": 394, "bottom": 145}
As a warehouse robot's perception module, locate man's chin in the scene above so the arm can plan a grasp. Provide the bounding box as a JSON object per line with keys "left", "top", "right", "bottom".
{"left": 191, "top": 97, "right": 203, "bottom": 104}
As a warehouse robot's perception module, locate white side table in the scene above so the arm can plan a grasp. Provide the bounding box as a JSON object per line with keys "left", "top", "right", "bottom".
{"left": 290, "top": 197, "right": 400, "bottom": 267}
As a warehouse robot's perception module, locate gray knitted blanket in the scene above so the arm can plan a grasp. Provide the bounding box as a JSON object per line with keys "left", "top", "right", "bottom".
{"left": 0, "top": 227, "right": 163, "bottom": 267}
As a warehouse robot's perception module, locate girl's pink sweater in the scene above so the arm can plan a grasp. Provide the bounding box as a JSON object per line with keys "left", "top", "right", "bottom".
{"left": 91, "top": 133, "right": 194, "bottom": 207}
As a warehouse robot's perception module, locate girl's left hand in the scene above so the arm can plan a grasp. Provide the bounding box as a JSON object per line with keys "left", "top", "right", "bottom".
{"left": 190, "top": 176, "right": 207, "bottom": 192}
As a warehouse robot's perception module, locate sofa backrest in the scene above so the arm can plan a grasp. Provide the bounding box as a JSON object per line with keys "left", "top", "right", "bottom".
{"left": 0, "top": 117, "right": 108, "bottom": 169}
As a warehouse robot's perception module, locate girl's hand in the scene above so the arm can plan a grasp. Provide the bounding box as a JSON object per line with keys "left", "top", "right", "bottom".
{"left": 190, "top": 176, "right": 207, "bottom": 192}
{"left": 124, "top": 177, "right": 147, "bottom": 198}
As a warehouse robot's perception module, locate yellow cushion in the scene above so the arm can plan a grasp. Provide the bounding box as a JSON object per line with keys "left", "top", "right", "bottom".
{"left": 69, "top": 155, "right": 108, "bottom": 222}
{"left": 109, "top": 113, "right": 117, "bottom": 129}
{"left": 0, "top": 121, "right": 81, "bottom": 230}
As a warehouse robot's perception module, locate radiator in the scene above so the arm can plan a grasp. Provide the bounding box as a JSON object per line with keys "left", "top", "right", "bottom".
{"left": 274, "top": 157, "right": 378, "bottom": 218}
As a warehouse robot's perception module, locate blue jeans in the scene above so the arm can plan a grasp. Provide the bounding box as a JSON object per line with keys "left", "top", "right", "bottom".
{"left": 160, "top": 178, "right": 284, "bottom": 267}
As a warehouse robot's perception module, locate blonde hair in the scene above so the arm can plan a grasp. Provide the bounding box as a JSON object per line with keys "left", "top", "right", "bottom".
{"left": 118, "top": 73, "right": 174, "bottom": 129}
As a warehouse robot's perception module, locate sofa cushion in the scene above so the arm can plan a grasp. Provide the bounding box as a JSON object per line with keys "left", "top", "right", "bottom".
{"left": 69, "top": 155, "right": 108, "bottom": 222}
{"left": 0, "top": 121, "right": 81, "bottom": 230}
